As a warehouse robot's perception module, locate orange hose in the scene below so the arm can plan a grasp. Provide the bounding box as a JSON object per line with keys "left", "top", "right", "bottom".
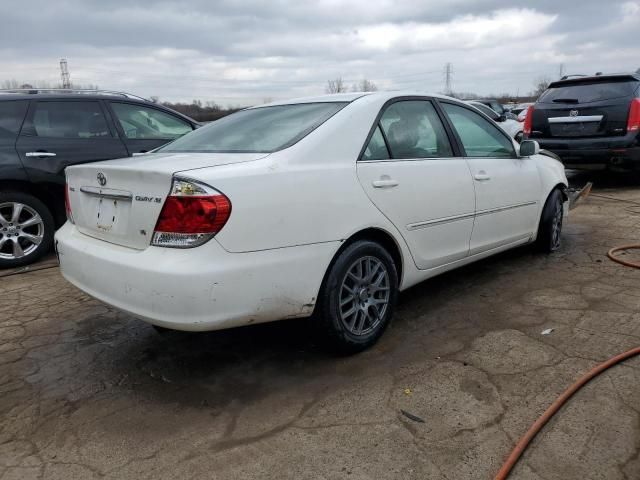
{"left": 607, "top": 244, "right": 640, "bottom": 269}
{"left": 495, "top": 345, "right": 640, "bottom": 480}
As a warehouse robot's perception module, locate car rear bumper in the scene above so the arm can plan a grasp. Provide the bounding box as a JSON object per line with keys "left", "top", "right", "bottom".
{"left": 530, "top": 132, "right": 640, "bottom": 169}
{"left": 55, "top": 222, "right": 338, "bottom": 331}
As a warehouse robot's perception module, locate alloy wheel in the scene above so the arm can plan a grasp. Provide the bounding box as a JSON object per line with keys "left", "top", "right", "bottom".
{"left": 338, "top": 256, "right": 391, "bottom": 336}
{"left": 0, "top": 202, "right": 45, "bottom": 260}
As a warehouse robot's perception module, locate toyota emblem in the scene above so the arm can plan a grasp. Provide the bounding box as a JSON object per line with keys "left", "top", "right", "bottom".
{"left": 97, "top": 172, "right": 107, "bottom": 186}
{"left": 569, "top": 110, "right": 579, "bottom": 117}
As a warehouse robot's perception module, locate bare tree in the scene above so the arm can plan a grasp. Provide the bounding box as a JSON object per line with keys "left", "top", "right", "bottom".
{"left": 149, "top": 96, "right": 160, "bottom": 103}
{"left": 352, "top": 79, "right": 378, "bottom": 92}
{"left": 326, "top": 77, "right": 347, "bottom": 94}
{"left": 1, "top": 79, "right": 20, "bottom": 89}
{"left": 531, "top": 76, "right": 551, "bottom": 97}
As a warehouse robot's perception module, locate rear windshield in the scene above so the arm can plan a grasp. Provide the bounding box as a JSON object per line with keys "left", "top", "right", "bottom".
{"left": 159, "top": 102, "right": 348, "bottom": 153}
{"left": 539, "top": 80, "right": 639, "bottom": 104}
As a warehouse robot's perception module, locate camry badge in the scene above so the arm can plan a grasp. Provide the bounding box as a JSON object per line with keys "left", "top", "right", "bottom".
{"left": 97, "top": 172, "right": 107, "bottom": 186}
{"left": 569, "top": 110, "right": 579, "bottom": 117}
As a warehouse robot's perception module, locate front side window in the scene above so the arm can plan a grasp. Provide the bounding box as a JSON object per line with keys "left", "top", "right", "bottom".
{"left": 111, "top": 103, "right": 192, "bottom": 140}
{"left": 376, "top": 100, "right": 452, "bottom": 159}
{"left": 160, "top": 102, "right": 347, "bottom": 153}
{"left": 0, "top": 101, "right": 28, "bottom": 139}
{"left": 442, "top": 103, "right": 515, "bottom": 158}
{"left": 27, "top": 101, "right": 110, "bottom": 138}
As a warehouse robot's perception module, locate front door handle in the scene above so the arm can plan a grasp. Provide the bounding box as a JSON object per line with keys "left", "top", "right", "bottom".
{"left": 474, "top": 172, "right": 491, "bottom": 181}
{"left": 25, "top": 151, "right": 56, "bottom": 157}
{"left": 372, "top": 178, "right": 399, "bottom": 188}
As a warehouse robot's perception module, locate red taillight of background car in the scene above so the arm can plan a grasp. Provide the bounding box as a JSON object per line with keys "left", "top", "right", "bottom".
{"left": 152, "top": 178, "right": 231, "bottom": 248}
{"left": 627, "top": 98, "right": 640, "bottom": 132}
{"left": 64, "top": 182, "right": 75, "bottom": 224}
{"left": 523, "top": 106, "right": 534, "bottom": 136}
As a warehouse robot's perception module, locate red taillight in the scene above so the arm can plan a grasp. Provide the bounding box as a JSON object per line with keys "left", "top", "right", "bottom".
{"left": 627, "top": 98, "right": 640, "bottom": 132}
{"left": 523, "top": 105, "right": 534, "bottom": 136}
{"left": 64, "top": 182, "right": 75, "bottom": 224}
{"left": 154, "top": 195, "right": 231, "bottom": 234}
{"left": 152, "top": 178, "right": 231, "bottom": 248}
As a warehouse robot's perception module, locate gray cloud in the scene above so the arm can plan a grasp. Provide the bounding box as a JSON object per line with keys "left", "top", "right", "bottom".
{"left": 1, "top": 0, "right": 638, "bottom": 104}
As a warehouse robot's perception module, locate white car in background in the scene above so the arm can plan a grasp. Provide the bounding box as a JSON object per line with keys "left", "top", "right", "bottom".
{"left": 56, "top": 92, "right": 568, "bottom": 353}
{"left": 467, "top": 100, "right": 524, "bottom": 142}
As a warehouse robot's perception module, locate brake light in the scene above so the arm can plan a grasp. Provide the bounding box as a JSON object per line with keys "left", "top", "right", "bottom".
{"left": 523, "top": 105, "right": 534, "bottom": 136}
{"left": 64, "top": 182, "right": 75, "bottom": 224}
{"left": 152, "top": 178, "right": 231, "bottom": 248}
{"left": 627, "top": 98, "right": 640, "bottom": 132}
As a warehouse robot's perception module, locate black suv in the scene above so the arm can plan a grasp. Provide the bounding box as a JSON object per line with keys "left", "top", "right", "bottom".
{"left": 0, "top": 90, "right": 199, "bottom": 268}
{"left": 524, "top": 73, "right": 640, "bottom": 170}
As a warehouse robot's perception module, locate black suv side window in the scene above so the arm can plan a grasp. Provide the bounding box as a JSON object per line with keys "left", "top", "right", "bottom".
{"left": 25, "top": 101, "right": 111, "bottom": 138}
{"left": 0, "top": 100, "right": 28, "bottom": 138}
{"left": 111, "top": 103, "right": 192, "bottom": 140}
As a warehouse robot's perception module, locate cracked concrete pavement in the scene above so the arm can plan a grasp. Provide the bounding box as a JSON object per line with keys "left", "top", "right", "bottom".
{"left": 1, "top": 173, "right": 640, "bottom": 479}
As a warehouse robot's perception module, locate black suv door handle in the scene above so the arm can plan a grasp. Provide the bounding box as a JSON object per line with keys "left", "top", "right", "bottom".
{"left": 25, "top": 151, "right": 56, "bottom": 157}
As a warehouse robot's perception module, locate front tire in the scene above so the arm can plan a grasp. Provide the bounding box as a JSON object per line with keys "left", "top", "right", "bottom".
{"left": 315, "top": 240, "right": 398, "bottom": 354}
{"left": 0, "top": 192, "right": 54, "bottom": 269}
{"left": 536, "top": 189, "right": 564, "bottom": 253}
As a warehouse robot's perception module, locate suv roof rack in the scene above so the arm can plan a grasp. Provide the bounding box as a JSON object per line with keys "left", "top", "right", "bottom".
{"left": 0, "top": 88, "right": 149, "bottom": 102}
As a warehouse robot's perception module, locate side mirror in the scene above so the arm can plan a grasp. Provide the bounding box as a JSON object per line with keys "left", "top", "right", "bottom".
{"left": 498, "top": 114, "right": 507, "bottom": 122}
{"left": 519, "top": 140, "right": 540, "bottom": 157}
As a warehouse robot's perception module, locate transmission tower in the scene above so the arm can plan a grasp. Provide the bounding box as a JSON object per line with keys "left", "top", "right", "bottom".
{"left": 444, "top": 63, "right": 453, "bottom": 95}
{"left": 60, "top": 59, "right": 71, "bottom": 89}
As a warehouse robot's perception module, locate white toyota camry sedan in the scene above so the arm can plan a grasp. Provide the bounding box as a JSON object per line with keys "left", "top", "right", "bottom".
{"left": 56, "top": 92, "right": 568, "bottom": 353}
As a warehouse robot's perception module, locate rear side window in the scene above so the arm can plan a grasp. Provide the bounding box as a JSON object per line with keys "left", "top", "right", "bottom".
{"left": 539, "top": 81, "right": 639, "bottom": 103}
{"left": 111, "top": 103, "right": 193, "bottom": 140}
{"left": 376, "top": 100, "right": 453, "bottom": 159}
{"left": 0, "top": 101, "right": 28, "bottom": 138}
{"left": 362, "top": 126, "right": 390, "bottom": 160}
{"left": 25, "top": 102, "right": 111, "bottom": 138}
{"left": 160, "top": 102, "right": 347, "bottom": 153}
{"left": 442, "top": 103, "right": 515, "bottom": 158}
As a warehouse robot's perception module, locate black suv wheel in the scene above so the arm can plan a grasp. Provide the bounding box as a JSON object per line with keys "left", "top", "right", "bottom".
{"left": 0, "top": 192, "right": 54, "bottom": 268}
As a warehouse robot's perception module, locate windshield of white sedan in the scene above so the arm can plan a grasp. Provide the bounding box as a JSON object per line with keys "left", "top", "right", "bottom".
{"left": 159, "top": 102, "right": 348, "bottom": 153}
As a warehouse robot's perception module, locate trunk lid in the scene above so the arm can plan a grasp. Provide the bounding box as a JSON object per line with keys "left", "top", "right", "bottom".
{"left": 65, "top": 152, "right": 268, "bottom": 249}
{"left": 530, "top": 78, "right": 639, "bottom": 139}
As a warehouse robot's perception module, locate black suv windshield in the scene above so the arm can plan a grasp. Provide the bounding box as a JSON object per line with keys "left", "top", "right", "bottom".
{"left": 160, "top": 102, "right": 348, "bottom": 153}
{"left": 539, "top": 80, "right": 639, "bottom": 104}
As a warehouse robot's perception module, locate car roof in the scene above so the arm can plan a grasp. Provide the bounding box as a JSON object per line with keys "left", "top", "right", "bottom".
{"left": 254, "top": 91, "right": 462, "bottom": 108}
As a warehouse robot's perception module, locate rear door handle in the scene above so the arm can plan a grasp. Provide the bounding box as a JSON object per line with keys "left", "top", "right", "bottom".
{"left": 372, "top": 178, "right": 399, "bottom": 188}
{"left": 26, "top": 152, "right": 56, "bottom": 157}
{"left": 474, "top": 172, "right": 490, "bottom": 181}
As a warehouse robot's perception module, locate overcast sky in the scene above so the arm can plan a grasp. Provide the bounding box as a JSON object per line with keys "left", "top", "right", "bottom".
{"left": 2, "top": 0, "right": 639, "bottom": 105}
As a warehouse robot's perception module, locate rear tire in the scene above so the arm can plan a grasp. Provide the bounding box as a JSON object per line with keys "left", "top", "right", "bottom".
{"left": 0, "top": 192, "right": 54, "bottom": 269}
{"left": 315, "top": 240, "right": 398, "bottom": 354}
{"left": 536, "top": 189, "right": 564, "bottom": 253}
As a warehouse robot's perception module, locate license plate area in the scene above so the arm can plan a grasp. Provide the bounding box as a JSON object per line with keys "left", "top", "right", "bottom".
{"left": 96, "top": 197, "right": 118, "bottom": 232}
{"left": 549, "top": 122, "right": 601, "bottom": 137}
